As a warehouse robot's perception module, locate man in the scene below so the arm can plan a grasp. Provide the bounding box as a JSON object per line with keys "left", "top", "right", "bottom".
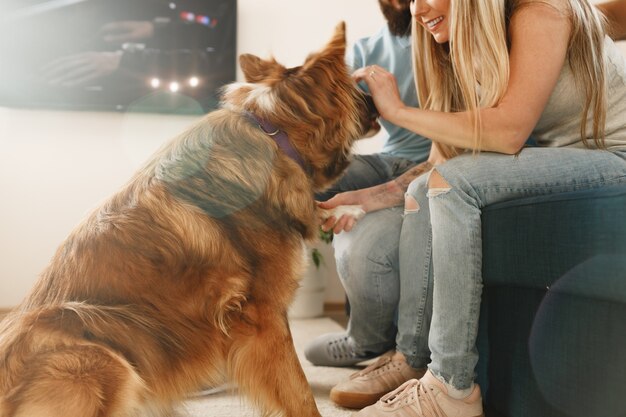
{"left": 304, "top": 0, "right": 437, "bottom": 408}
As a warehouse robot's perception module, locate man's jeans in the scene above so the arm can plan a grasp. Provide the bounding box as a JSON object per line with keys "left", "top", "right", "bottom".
{"left": 319, "top": 153, "right": 422, "bottom": 360}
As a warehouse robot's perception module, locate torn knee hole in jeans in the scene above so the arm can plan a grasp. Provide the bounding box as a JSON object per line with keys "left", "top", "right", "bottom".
{"left": 404, "top": 193, "right": 420, "bottom": 214}
{"left": 427, "top": 170, "right": 452, "bottom": 198}
{"left": 427, "top": 188, "right": 451, "bottom": 198}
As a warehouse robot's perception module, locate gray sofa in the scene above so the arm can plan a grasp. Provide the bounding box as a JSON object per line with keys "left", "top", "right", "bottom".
{"left": 478, "top": 183, "right": 626, "bottom": 417}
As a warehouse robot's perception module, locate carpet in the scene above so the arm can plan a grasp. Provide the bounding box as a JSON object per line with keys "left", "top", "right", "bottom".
{"left": 180, "top": 318, "right": 357, "bottom": 417}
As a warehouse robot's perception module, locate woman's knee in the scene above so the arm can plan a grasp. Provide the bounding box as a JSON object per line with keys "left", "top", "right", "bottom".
{"left": 406, "top": 175, "right": 428, "bottom": 198}
{"left": 427, "top": 169, "right": 452, "bottom": 198}
{"left": 428, "top": 169, "right": 451, "bottom": 189}
{"left": 405, "top": 175, "right": 429, "bottom": 213}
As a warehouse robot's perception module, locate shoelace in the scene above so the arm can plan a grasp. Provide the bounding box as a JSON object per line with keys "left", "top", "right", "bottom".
{"left": 327, "top": 335, "right": 356, "bottom": 360}
{"left": 379, "top": 379, "right": 447, "bottom": 417}
{"left": 349, "top": 354, "right": 393, "bottom": 380}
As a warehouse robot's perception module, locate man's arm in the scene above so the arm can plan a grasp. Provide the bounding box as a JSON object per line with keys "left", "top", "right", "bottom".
{"left": 319, "top": 144, "right": 446, "bottom": 233}
{"left": 318, "top": 160, "right": 431, "bottom": 233}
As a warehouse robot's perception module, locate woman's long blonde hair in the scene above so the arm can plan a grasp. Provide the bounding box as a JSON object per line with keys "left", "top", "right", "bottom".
{"left": 412, "top": 0, "right": 608, "bottom": 156}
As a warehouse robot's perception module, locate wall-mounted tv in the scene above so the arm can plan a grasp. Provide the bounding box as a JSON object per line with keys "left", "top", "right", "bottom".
{"left": 0, "top": 0, "right": 237, "bottom": 114}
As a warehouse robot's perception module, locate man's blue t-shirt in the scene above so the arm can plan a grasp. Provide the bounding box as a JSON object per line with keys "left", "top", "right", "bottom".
{"left": 347, "top": 26, "right": 431, "bottom": 163}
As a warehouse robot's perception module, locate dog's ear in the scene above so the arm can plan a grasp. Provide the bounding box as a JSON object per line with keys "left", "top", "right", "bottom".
{"left": 239, "top": 54, "right": 285, "bottom": 83}
{"left": 326, "top": 21, "right": 347, "bottom": 56}
{"left": 301, "top": 22, "right": 347, "bottom": 74}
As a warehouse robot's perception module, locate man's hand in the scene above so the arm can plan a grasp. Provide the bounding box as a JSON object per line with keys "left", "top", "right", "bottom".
{"left": 317, "top": 179, "right": 406, "bottom": 234}
{"left": 318, "top": 203, "right": 367, "bottom": 234}
{"left": 317, "top": 160, "right": 437, "bottom": 234}
{"left": 318, "top": 190, "right": 369, "bottom": 234}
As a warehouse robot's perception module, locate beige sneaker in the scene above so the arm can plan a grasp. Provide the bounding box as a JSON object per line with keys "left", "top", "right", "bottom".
{"left": 353, "top": 370, "right": 484, "bottom": 417}
{"left": 330, "top": 351, "right": 426, "bottom": 409}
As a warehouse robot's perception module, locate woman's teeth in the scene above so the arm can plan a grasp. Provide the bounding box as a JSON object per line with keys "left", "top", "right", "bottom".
{"left": 427, "top": 16, "right": 443, "bottom": 29}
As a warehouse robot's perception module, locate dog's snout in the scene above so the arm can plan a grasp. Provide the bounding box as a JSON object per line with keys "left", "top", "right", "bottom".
{"left": 363, "top": 93, "right": 379, "bottom": 117}
{"left": 357, "top": 92, "right": 381, "bottom": 139}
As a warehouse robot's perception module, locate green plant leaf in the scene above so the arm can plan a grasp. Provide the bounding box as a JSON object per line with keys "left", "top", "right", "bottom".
{"left": 319, "top": 227, "right": 334, "bottom": 244}
{"left": 311, "top": 248, "right": 322, "bottom": 269}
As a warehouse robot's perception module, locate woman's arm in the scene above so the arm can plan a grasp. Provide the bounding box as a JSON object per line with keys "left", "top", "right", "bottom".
{"left": 357, "top": 3, "right": 571, "bottom": 155}
{"left": 597, "top": 0, "right": 626, "bottom": 40}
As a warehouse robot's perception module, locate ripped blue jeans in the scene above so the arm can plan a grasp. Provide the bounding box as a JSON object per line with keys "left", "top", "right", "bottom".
{"left": 330, "top": 154, "right": 433, "bottom": 367}
{"left": 323, "top": 153, "right": 420, "bottom": 356}
{"left": 403, "top": 147, "right": 626, "bottom": 389}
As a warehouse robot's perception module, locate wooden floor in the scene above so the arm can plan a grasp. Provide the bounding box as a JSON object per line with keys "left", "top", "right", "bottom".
{"left": 324, "top": 303, "right": 349, "bottom": 328}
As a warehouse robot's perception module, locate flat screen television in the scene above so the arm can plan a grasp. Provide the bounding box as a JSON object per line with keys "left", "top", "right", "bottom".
{"left": 0, "top": 0, "right": 237, "bottom": 114}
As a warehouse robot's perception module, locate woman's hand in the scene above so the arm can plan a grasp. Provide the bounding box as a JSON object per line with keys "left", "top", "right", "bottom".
{"left": 352, "top": 65, "right": 406, "bottom": 124}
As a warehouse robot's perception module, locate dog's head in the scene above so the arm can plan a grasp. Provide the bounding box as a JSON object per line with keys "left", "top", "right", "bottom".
{"left": 222, "top": 22, "right": 380, "bottom": 191}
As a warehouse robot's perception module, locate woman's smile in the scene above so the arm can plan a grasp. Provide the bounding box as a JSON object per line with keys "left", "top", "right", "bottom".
{"left": 424, "top": 15, "right": 444, "bottom": 31}
{"left": 410, "top": 0, "right": 450, "bottom": 42}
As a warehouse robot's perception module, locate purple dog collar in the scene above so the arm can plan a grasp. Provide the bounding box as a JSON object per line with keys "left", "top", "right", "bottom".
{"left": 244, "top": 111, "right": 309, "bottom": 173}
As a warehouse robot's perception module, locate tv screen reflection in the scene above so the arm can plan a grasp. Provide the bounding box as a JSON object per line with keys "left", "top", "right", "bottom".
{"left": 0, "top": 0, "right": 237, "bottom": 113}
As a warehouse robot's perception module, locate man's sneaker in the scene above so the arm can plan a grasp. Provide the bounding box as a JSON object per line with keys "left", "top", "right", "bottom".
{"left": 330, "top": 351, "right": 426, "bottom": 409}
{"left": 353, "top": 370, "right": 484, "bottom": 417}
{"left": 304, "top": 332, "right": 379, "bottom": 367}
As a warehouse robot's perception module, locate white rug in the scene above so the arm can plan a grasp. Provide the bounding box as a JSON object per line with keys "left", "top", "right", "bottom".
{"left": 180, "top": 318, "right": 356, "bottom": 417}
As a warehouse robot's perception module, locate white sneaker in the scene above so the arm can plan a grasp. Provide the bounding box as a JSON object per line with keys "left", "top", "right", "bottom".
{"left": 353, "top": 370, "right": 483, "bottom": 417}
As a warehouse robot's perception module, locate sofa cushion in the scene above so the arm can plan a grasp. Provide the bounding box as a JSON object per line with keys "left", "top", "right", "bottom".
{"left": 528, "top": 255, "right": 626, "bottom": 417}
{"left": 482, "top": 183, "right": 626, "bottom": 290}
{"left": 478, "top": 183, "right": 626, "bottom": 417}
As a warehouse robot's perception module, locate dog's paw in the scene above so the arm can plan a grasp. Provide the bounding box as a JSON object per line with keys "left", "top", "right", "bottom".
{"left": 319, "top": 205, "right": 366, "bottom": 221}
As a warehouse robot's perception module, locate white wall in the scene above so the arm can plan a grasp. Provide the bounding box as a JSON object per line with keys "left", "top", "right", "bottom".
{"left": 0, "top": 1, "right": 386, "bottom": 307}
{"left": 4, "top": 1, "right": 622, "bottom": 308}
{"left": 237, "top": 0, "right": 384, "bottom": 70}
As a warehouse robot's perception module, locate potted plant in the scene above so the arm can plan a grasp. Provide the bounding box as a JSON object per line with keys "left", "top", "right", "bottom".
{"left": 288, "top": 228, "right": 334, "bottom": 319}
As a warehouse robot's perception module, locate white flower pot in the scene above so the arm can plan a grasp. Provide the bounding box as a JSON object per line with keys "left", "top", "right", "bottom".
{"left": 288, "top": 243, "right": 332, "bottom": 319}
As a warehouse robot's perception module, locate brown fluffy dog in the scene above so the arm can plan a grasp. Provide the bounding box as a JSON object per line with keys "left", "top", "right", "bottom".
{"left": 0, "top": 23, "right": 377, "bottom": 417}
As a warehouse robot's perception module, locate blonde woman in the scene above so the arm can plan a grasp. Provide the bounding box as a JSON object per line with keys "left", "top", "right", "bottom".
{"left": 321, "top": 0, "right": 626, "bottom": 415}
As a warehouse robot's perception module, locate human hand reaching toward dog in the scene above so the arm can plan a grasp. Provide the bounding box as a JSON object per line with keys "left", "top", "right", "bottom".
{"left": 317, "top": 159, "right": 439, "bottom": 234}
{"left": 318, "top": 200, "right": 366, "bottom": 234}
{"left": 317, "top": 180, "right": 405, "bottom": 234}
{"left": 353, "top": 65, "right": 406, "bottom": 124}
